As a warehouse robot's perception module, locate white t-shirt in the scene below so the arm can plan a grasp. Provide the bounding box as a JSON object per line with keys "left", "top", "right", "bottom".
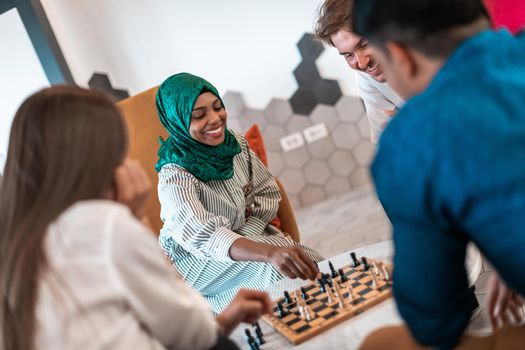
{"left": 357, "top": 72, "right": 405, "bottom": 144}
{"left": 35, "top": 200, "right": 218, "bottom": 350}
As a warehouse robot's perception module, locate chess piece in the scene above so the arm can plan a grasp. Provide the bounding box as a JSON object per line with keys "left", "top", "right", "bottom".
{"left": 369, "top": 269, "right": 379, "bottom": 290}
{"left": 329, "top": 260, "right": 338, "bottom": 278}
{"left": 252, "top": 322, "right": 265, "bottom": 345}
{"left": 333, "top": 282, "right": 346, "bottom": 308}
{"left": 301, "top": 286, "right": 309, "bottom": 300}
{"left": 284, "top": 291, "right": 292, "bottom": 304}
{"left": 325, "top": 274, "right": 334, "bottom": 288}
{"left": 346, "top": 283, "right": 355, "bottom": 302}
{"left": 382, "top": 265, "right": 391, "bottom": 282}
{"left": 325, "top": 284, "right": 334, "bottom": 303}
{"left": 362, "top": 257, "right": 370, "bottom": 271}
{"left": 339, "top": 268, "right": 347, "bottom": 283}
{"left": 373, "top": 262, "right": 381, "bottom": 276}
{"left": 350, "top": 252, "right": 360, "bottom": 267}
{"left": 244, "top": 329, "right": 259, "bottom": 350}
{"left": 277, "top": 302, "right": 287, "bottom": 318}
{"left": 318, "top": 276, "right": 327, "bottom": 293}
{"left": 304, "top": 304, "right": 314, "bottom": 321}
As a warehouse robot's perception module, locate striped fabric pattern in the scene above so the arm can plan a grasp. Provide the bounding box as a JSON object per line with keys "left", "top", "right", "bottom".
{"left": 158, "top": 131, "right": 323, "bottom": 312}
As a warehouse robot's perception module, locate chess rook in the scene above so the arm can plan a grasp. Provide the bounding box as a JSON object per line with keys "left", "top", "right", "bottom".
{"left": 350, "top": 252, "right": 360, "bottom": 267}
{"left": 362, "top": 257, "right": 370, "bottom": 271}
{"left": 329, "top": 261, "right": 339, "bottom": 278}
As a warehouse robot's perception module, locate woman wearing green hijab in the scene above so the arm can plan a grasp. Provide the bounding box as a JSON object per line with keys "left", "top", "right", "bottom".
{"left": 156, "top": 73, "right": 323, "bottom": 312}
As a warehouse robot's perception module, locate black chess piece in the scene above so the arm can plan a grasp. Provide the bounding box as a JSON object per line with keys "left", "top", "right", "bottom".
{"left": 329, "top": 261, "right": 338, "bottom": 278}
{"left": 350, "top": 252, "right": 360, "bottom": 267}
{"left": 244, "top": 329, "right": 259, "bottom": 350}
{"left": 301, "top": 286, "right": 309, "bottom": 300}
{"left": 318, "top": 277, "right": 326, "bottom": 293}
{"left": 362, "top": 256, "right": 370, "bottom": 271}
{"left": 252, "top": 322, "right": 265, "bottom": 345}
{"left": 277, "top": 302, "right": 287, "bottom": 318}
{"left": 325, "top": 274, "right": 334, "bottom": 288}
{"left": 339, "top": 268, "right": 347, "bottom": 283}
{"left": 284, "top": 290, "right": 292, "bottom": 304}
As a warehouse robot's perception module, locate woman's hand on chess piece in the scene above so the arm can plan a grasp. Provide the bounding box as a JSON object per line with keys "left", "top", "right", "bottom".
{"left": 487, "top": 272, "right": 525, "bottom": 329}
{"left": 268, "top": 246, "right": 319, "bottom": 280}
{"left": 216, "top": 289, "right": 272, "bottom": 336}
{"left": 113, "top": 159, "right": 151, "bottom": 222}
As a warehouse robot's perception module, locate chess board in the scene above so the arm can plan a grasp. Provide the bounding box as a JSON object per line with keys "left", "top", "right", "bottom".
{"left": 261, "top": 259, "right": 392, "bottom": 345}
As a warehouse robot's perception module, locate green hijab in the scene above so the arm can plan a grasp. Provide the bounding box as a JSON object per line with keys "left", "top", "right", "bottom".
{"left": 155, "top": 73, "right": 241, "bottom": 181}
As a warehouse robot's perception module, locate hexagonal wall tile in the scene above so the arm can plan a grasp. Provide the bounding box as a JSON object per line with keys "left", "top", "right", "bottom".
{"left": 332, "top": 123, "right": 360, "bottom": 150}
{"left": 328, "top": 150, "right": 357, "bottom": 176}
{"left": 286, "top": 114, "right": 312, "bottom": 134}
{"left": 304, "top": 159, "right": 331, "bottom": 185}
{"left": 297, "top": 33, "right": 324, "bottom": 62}
{"left": 300, "top": 185, "right": 327, "bottom": 207}
{"left": 279, "top": 168, "right": 306, "bottom": 195}
{"left": 357, "top": 116, "right": 371, "bottom": 139}
{"left": 282, "top": 146, "right": 309, "bottom": 168}
{"left": 335, "top": 96, "right": 366, "bottom": 123}
{"left": 264, "top": 98, "right": 293, "bottom": 125}
{"left": 307, "top": 138, "right": 335, "bottom": 159}
{"left": 324, "top": 176, "right": 352, "bottom": 197}
{"left": 353, "top": 140, "right": 376, "bottom": 166}
{"left": 237, "top": 108, "right": 268, "bottom": 132}
{"left": 313, "top": 79, "right": 342, "bottom": 106}
{"left": 290, "top": 88, "right": 317, "bottom": 116}
{"left": 350, "top": 166, "right": 372, "bottom": 188}
{"left": 293, "top": 61, "right": 322, "bottom": 88}
{"left": 267, "top": 151, "right": 285, "bottom": 176}
{"left": 262, "top": 124, "right": 287, "bottom": 152}
{"left": 310, "top": 104, "right": 339, "bottom": 132}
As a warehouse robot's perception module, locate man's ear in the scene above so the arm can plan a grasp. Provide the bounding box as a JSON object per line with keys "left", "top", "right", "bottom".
{"left": 385, "top": 42, "right": 418, "bottom": 79}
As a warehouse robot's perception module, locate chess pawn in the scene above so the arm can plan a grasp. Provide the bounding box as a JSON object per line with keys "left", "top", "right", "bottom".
{"left": 382, "top": 266, "right": 391, "bottom": 282}
{"left": 333, "top": 282, "right": 346, "bottom": 308}
{"left": 338, "top": 268, "right": 347, "bottom": 283}
{"left": 373, "top": 262, "right": 381, "bottom": 276}
{"left": 346, "top": 283, "right": 355, "bottom": 302}
{"left": 300, "top": 286, "right": 309, "bottom": 300}
{"left": 244, "top": 329, "right": 259, "bottom": 350}
{"left": 362, "top": 257, "right": 371, "bottom": 271}
{"left": 284, "top": 290, "right": 292, "bottom": 304}
{"left": 369, "top": 269, "right": 379, "bottom": 290}
{"left": 252, "top": 322, "right": 265, "bottom": 345}
{"left": 304, "top": 304, "right": 314, "bottom": 321}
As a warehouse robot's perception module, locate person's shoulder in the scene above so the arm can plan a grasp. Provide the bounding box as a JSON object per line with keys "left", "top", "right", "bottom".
{"left": 158, "top": 163, "right": 198, "bottom": 182}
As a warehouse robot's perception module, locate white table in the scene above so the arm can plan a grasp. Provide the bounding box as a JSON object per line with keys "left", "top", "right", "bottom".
{"left": 231, "top": 241, "right": 483, "bottom": 350}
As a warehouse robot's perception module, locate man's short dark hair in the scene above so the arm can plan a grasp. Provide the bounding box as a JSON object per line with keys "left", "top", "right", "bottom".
{"left": 352, "top": 0, "right": 490, "bottom": 57}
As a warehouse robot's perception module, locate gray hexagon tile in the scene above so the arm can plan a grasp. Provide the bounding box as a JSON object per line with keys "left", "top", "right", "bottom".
{"left": 297, "top": 33, "right": 324, "bottom": 62}
{"left": 328, "top": 150, "right": 357, "bottom": 176}
{"left": 324, "top": 176, "right": 352, "bottom": 197}
{"left": 261, "top": 124, "right": 286, "bottom": 152}
{"left": 332, "top": 123, "right": 360, "bottom": 150}
{"left": 335, "top": 96, "right": 366, "bottom": 123}
{"left": 264, "top": 98, "right": 293, "bottom": 125}
{"left": 300, "top": 185, "right": 327, "bottom": 207}
{"left": 223, "top": 91, "right": 245, "bottom": 117}
{"left": 282, "top": 146, "right": 309, "bottom": 169}
{"left": 310, "top": 104, "right": 339, "bottom": 132}
{"left": 293, "top": 61, "right": 321, "bottom": 87}
{"left": 286, "top": 114, "right": 312, "bottom": 134}
{"left": 353, "top": 140, "right": 376, "bottom": 166}
{"left": 357, "top": 116, "right": 371, "bottom": 139}
{"left": 267, "top": 151, "right": 285, "bottom": 176}
{"left": 239, "top": 108, "right": 268, "bottom": 132}
{"left": 304, "top": 159, "right": 331, "bottom": 186}
{"left": 279, "top": 168, "right": 306, "bottom": 195}
{"left": 307, "top": 138, "right": 335, "bottom": 159}
{"left": 350, "top": 166, "right": 372, "bottom": 188}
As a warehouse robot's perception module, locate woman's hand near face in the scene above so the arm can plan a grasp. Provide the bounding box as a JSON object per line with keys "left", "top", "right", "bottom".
{"left": 114, "top": 159, "right": 151, "bottom": 221}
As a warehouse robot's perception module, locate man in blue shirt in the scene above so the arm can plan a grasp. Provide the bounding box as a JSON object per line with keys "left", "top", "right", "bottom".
{"left": 351, "top": 0, "right": 525, "bottom": 349}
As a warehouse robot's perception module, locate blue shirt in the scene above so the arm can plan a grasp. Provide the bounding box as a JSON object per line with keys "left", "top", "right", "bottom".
{"left": 372, "top": 30, "right": 525, "bottom": 349}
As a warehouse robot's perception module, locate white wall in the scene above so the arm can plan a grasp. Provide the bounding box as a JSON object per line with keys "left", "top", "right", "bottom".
{"left": 41, "top": 0, "right": 359, "bottom": 109}
{"left": 0, "top": 9, "right": 50, "bottom": 173}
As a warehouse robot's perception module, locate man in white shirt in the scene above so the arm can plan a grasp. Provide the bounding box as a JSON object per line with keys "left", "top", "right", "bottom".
{"left": 315, "top": 0, "right": 404, "bottom": 143}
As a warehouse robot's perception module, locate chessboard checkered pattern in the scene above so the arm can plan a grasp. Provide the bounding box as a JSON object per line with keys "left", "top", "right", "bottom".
{"left": 262, "top": 259, "right": 392, "bottom": 345}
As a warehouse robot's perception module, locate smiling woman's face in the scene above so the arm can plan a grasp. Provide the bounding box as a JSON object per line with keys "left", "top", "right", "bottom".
{"left": 189, "top": 92, "right": 227, "bottom": 146}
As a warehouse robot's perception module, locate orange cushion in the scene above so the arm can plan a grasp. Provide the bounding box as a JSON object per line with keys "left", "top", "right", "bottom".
{"left": 243, "top": 124, "right": 281, "bottom": 230}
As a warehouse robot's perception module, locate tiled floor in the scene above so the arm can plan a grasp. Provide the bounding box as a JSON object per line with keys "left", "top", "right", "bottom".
{"left": 294, "top": 186, "right": 503, "bottom": 337}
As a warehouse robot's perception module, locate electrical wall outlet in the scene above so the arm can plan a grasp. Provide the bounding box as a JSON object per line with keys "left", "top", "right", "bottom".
{"left": 303, "top": 123, "right": 328, "bottom": 143}
{"left": 280, "top": 132, "right": 305, "bottom": 152}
